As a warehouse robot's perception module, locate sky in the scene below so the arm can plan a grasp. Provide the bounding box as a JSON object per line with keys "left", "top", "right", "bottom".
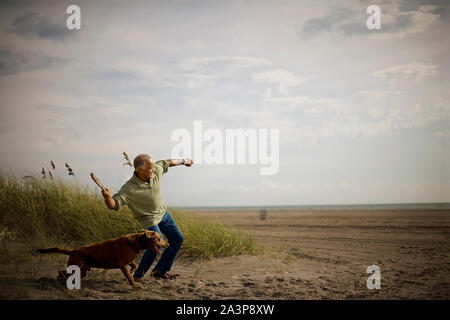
{"left": 0, "top": 0, "right": 449, "bottom": 206}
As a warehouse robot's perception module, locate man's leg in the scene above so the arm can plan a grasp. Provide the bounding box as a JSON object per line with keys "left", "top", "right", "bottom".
{"left": 153, "top": 212, "right": 184, "bottom": 275}
{"left": 133, "top": 224, "right": 162, "bottom": 279}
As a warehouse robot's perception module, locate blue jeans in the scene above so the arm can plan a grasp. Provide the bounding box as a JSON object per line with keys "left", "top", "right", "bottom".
{"left": 133, "top": 212, "right": 184, "bottom": 278}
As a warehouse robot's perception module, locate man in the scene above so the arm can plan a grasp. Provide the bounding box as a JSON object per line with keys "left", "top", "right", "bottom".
{"left": 101, "top": 154, "right": 193, "bottom": 281}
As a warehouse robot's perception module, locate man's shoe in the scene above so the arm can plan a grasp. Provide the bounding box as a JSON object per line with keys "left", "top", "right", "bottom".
{"left": 134, "top": 277, "right": 145, "bottom": 283}
{"left": 151, "top": 270, "right": 170, "bottom": 279}
{"left": 151, "top": 270, "right": 178, "bottom": 280}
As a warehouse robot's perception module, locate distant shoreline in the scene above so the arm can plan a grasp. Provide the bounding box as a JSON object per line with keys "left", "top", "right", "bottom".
{"left": 177, "top": 202, "right": 450, "bottom": 211}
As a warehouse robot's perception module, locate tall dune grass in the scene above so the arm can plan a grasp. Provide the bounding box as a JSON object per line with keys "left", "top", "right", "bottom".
{"left": 170, "top": 209, "right": 259, "bottom": 260}
{"left": 0, "top": 171, "right": 260, "bottom": 259}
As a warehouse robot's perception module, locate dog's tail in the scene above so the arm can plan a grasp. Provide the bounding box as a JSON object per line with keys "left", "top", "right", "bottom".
{"left": 37, "top": 247, "right": 73, "bottom": 255}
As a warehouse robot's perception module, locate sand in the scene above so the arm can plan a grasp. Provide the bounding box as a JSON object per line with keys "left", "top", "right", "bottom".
{"left": 1, "top": 209, "right": 449, "bottom": 299}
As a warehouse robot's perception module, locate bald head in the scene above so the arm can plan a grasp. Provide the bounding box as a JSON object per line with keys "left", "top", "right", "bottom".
{"left": 133, "top": 154, "right": 152, "bottom": 170}
{"left": 134, "top": 154, "right": 156, "bottom": 182}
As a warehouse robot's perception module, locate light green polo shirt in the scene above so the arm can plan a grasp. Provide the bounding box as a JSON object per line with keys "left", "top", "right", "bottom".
{"left": 112, "top": 160, "right": 169, "bottom": 229}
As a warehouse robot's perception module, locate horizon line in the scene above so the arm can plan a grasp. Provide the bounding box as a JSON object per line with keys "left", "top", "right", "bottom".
{"left": 175, "top": 201, "right": 450, "bottom": 208}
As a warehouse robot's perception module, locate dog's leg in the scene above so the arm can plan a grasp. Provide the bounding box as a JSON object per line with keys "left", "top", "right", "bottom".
{"left": 120, "top": 266, "right": 140, "bottom": 288}
{"left": 129, "top": 261, "right": 138, "bottom": 273}
{"left": 57, "top": 270, "right": 69, "bottom": 281}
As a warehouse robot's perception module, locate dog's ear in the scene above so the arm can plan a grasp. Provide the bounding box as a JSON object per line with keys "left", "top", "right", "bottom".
{"left": 144, "top": 230, "right": 156, "bottom": 238}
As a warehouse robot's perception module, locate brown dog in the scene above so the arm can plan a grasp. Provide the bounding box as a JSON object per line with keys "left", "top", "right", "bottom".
{"left": 37, "top": 230, "right": 169, "bottom": 287}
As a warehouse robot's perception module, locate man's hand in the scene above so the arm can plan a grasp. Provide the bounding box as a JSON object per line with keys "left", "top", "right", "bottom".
{"left": 102, "top": 188, "right": 112, "bottom": 199}
{"left": 102, "top": 188, "right": 116, "bottom": 210}
{"left": 184, "top": 158, "right": 194, "bottom": 167}
{"left": 166, "top": 159, "right": 194, "bottom": 167}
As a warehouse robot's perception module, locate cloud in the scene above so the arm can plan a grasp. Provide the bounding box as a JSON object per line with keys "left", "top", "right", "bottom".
{"left": 263, "top": 95, "right": 351, "bottom": 118}
{"left": 147, "top": 56, "right": 273, "bottom": 90}
{"left": 348, "top": 98, "right": 450, "bottom": 138}
{"left": 0, "top": 0, "right": 41, "bottom": 7}
{"left": 258, "top": 178, "right": 295, "bottom": 193}
{"left": 433, "top": 129, "right": 450, "bottom": 139}
{"left": 0, "top": 125, "right": 13, "bottom": 135}
{"left": 33, "top": 104, "right": 108, "bottom": 147}
{"left": 94, "top": 61, "right": 158, "bottom": 86}
{"left": 9, "top": 11, "right": 76, "bottom": 42}
{"left": 371, "top": 62, "right": 438, "bottom": 94}
{"left": 366, "top": 180, "right": 450, "bottom": 203}
{"left": 398, "top": 0, "right": 450, "bottom": 21}
{"left": 298, "top": 1, "right": 442, "bottom": 40}
{"left": 105, "top": 61, "right": 157, "bottom": 77}
{"left": 299, "top": 5, "right": 365, "bottom": 39}
{"left": 375, "top": 5, "right": 440, "bottom": 39}
{"left": 0, "top": 46, "right": 66, "bottom": 76}
{"left": 179, "top": 56, "right": 271, "bottom": 74}
{"left": 367, "top": 108, "right": 385, "bottom": 119}
{"left": 262, "top": 90, "right": 450, "bottom": 143}
{"left": 356, "top": 90, "right": 389, "bottom": 100}
{"left": 372, "top": 62, "right": 437, "bottom": 81}
{"left": 252, "top": 69, "right": 307, "bottom": 94}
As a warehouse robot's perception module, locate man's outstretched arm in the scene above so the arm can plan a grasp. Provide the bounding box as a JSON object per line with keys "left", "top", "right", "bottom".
{"left": 166, "top": 158, "right": 194, "bottom": 167}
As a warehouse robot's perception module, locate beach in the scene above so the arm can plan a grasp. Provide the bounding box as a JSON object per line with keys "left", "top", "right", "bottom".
{"left": 191, "top": 209, "right": 450, "bottom": 299}
{"left": 1, "top": 209, "right": 449, "bottom": 299}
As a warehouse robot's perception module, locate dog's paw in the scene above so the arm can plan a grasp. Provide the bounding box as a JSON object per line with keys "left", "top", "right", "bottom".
{"left": 133, "top": 282, "right": 144, "bottom": 289}
{"left": 57, "top": 270, "right": 68, "bottom": 281}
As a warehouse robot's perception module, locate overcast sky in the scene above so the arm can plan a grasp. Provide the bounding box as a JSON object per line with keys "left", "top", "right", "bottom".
{"left": 0, "top": 0, "right": 449, "bottom": 206}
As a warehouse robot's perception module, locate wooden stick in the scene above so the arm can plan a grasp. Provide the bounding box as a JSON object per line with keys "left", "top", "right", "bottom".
{"left": 90, "top": 172, "right": 106, "bottom": 191}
